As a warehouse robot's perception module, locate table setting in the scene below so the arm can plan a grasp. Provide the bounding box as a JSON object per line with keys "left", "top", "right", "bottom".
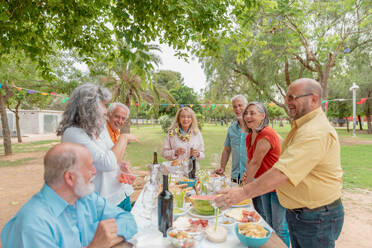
{"left": 129, "top": 160, "right": 286, "bottom": 248}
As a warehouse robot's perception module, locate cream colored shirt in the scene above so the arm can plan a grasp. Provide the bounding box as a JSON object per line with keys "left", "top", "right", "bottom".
{"left": 162, "top": 130, "right": 205, "bottom": 169}
{"left": 274, "top": 107, "right": 343, "bottom": 209}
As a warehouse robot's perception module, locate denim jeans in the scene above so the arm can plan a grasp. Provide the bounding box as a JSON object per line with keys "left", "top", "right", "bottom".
{"left": 252, "top": 195, "right": 267, "bottom": 221}
{"left": 261, "top": 192, "right": 290, "bottom": 247}
{"left": 286, "top": 202, "right": 344, "bottom": 248}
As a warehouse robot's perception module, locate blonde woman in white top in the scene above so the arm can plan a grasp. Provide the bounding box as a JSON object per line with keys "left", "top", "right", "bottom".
{"left": 162, "top": 107, "right": 205, "bottom": 169}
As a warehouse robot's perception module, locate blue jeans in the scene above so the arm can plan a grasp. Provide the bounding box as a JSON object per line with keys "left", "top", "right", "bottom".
{"left": 117, "top": 196, "right": 132, "bottom": 212}
{"left": 252, "top": 195, "right": 267, "bottom": 221}
{"left": 261, "top": 192, "right": 290, "bottom": 247}
{"left": 286, "top": 202, "right": 344, "bottom": 248}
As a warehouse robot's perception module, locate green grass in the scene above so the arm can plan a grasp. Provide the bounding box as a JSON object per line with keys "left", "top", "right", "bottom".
{"left": 1, "top": 124, "right": 371, "bottom": 189}
{"left": 0, "top": 157, "right": 38, "bottom": 167}
{"left": 341, "top": 145, "right": 372, "bottom": 189}
{"left": 127, "top": 123, "right": 372, "bottom": 189}
{"left": 0, "top": 140, "right": 59, "bottom": 155}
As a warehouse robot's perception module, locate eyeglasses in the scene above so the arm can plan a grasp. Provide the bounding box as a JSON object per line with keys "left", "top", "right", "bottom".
{"left": 286, "top": 93, "right": 313, "bottom": 102}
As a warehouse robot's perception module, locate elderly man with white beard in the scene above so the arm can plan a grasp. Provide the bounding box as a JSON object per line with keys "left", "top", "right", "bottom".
{"left": 1, "top": 143, "right": 137, "bottom": 248}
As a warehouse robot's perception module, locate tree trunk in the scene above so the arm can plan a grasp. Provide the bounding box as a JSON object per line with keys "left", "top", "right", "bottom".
{"left": 14, "top": 100, "right": 22, "bottom": 143}
{"left": 0, "top": 92, "right": 13, "bottom": 155}
{"left": 15, "top": 112, "right": 22, "bottom": 143}
{"left": 120, "top": 92, "right": 131, "bottom": 134}
{"left": 357, "top": 115, "right": 363, "bottom": 131}
{"left": 365, "top": 92, "right": 371, "bottom": 134}
{"left": 346, "top": 117, "right": 350, "bottom": 132}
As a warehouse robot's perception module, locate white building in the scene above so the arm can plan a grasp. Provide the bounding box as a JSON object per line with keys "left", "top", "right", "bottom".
{"left": 0, "top": 110, "right": 63, "bottom": 135}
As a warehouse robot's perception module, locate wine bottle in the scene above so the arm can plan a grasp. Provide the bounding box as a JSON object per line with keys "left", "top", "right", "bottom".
{"left": 188, "top": 148, "right": 196, "bottom": 179}
{"left": 153, "top": 151, "right": 158, "bottom": 164}
{"left": 158, "top": 174, "right": 173, "bottom": 237}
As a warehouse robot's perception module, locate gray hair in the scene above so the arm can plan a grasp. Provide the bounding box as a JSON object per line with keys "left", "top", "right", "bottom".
{"left": 57, "top": 84, "right": 112, "bottom": 138}
{"left": 108, "top": 102, "right": 130, "bottom": 120}
{"left": 44, "top": 146, "right": 80, "bottom": 186}
{"left": 243, "top": 101, "right": 270, "bottom": 133}
{"left": 231, "top": 95, "right": 248, "bottom": 104}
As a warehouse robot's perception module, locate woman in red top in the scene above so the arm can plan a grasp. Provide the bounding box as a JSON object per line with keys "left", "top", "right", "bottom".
{"left": 242, "top": 101, "right": 290, "bottom": 247}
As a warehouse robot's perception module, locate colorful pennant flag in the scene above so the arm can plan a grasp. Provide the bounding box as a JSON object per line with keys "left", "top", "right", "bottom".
{"left": 357, "top": 98, "right": 367, "bottom": 104}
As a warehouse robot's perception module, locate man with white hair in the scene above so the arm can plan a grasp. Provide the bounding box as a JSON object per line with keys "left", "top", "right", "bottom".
{"left": 105, "top": 102, "right": 138, "bottom": 211}
{"left": 215, "top": 95, "right": 248, "bottom": 183}
{"left": 1, "top": 143, "right": 137, "bottom": 248}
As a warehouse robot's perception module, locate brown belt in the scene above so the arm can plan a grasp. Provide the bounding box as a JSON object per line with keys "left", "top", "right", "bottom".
{"left": 291, "top": 198, "right": 342, "bottom": 213}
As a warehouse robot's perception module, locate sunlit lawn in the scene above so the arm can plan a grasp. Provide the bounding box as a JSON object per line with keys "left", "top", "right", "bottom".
{"left": 1, "top": 123, "right": 371, "bottom": 189}
{"left": 128, "top": 123, "right": 372, "bottom": 189}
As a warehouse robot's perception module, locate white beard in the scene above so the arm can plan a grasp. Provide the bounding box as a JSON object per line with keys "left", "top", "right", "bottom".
{"left": 74, "top": 171, "right": 95, "bottom": 198}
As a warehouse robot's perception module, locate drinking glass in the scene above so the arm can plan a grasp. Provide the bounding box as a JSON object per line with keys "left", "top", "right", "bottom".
{"left": 141, "top": 182, "right": 158, "bottom": 221}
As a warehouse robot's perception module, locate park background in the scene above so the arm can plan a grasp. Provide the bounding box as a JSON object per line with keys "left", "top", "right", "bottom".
{"left": 0, "top": 1, "right": 371, "bottom": 247}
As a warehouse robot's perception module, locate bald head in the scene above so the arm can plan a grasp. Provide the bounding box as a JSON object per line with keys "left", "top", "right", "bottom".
{"left": 44, "top": 143, "right": 90, "bottom": 186}
{"left": 290, "top": 78, "right": 322, "bottom": 104}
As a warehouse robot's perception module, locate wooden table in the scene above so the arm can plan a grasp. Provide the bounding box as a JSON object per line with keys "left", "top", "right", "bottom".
{"left": 263, "top": 232, "right": 287, "bottom": 248}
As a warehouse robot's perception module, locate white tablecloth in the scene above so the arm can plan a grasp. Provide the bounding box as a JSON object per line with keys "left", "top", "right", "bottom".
{"left": 131, "top": 188, "right": 274, "bottom": 248}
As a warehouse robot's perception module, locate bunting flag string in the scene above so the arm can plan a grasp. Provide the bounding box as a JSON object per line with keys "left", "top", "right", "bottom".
{"left": 2, "top": 83, "right": 371, "bottom": 108}
{"left": 0, "top": 83, "right": 69, "bottom": 103}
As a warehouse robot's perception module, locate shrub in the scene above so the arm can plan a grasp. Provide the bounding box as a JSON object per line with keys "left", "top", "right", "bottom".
{"left": 196, "top": 113, "right": 204, "bottom": 131}
{"left": 159, "top": 115, "right": 173, "bottom": 133}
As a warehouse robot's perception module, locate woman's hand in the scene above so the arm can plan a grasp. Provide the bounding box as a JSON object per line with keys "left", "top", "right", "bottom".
{"left": 241, "top": 172, "right": 253, "bottom": 185}
{"left": 192, "top": 150, "right": 200, "bottom": 158}
{"left": 175, "top": 148, "right": 186, "bottom": 157}
{"left": 215, "top": 187, "right": 247, "bottom": 210}
{"left": 119, "top": 161, "right": 131, "bottom": 173}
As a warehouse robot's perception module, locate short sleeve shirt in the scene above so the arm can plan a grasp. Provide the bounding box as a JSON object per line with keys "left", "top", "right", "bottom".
{"left": 224, "top": 121, "right": 248, "bottom": 179}
{"left": 274, "top": 108, "right": 343, "bottom": 209}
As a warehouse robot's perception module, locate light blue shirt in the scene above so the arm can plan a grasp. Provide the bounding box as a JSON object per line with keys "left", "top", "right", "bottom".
{"left": 224, "top": 121, "right": 248, "bottom": 179}
{"left": 1, "top": 184, "right": 137, "bottom": 248}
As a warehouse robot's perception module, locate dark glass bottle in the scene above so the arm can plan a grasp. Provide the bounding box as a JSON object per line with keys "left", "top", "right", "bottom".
{"left": 158, "top": 174, "right": 173, "bottom": 237}
{"left": 188, "top": 148, "right": 196, "bottom": 179}
{"left": 153, "top": 151, "right": 158, "bottom": 164}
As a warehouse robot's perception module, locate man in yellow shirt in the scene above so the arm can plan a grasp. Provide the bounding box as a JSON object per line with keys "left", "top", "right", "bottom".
{"left": 216, "top": 78, "right": 344, "bottom": 248}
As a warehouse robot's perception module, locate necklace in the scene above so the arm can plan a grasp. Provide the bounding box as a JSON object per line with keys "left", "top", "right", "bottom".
{"left": 169, "top": 127, "right": 191, "bottom": 142}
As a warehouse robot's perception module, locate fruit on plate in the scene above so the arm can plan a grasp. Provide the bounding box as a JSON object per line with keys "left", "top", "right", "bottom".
{"left": 189, "top": 195, "right": 216, "bottom": 215}
{"left": 225, "top": 208, "right": 261, "bottom": 222}
{"left": 118, "top": 173, "right": 135, "bottom": 184}
{"left": 206, "top": 226, "right": 227, "bottom": 243}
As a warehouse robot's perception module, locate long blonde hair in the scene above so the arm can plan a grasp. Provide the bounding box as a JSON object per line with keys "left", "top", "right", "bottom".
{"left": 169, "top": 107, "right": 199, "bottom": 135}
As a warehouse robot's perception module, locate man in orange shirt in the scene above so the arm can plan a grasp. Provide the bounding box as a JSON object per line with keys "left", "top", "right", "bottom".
{"left": 107, "top": 102, "right": 138, "bottom": 211}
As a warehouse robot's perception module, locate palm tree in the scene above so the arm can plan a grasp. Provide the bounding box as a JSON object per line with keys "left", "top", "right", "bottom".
{"left": 92, "top": 42, "right": 176, "bottom": 133}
